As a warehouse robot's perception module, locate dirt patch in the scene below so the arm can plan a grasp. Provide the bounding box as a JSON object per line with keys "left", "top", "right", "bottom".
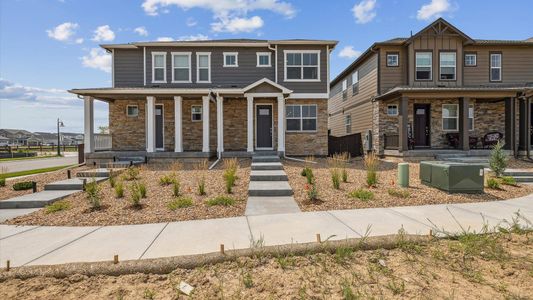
{"left": 285, "top": 158, "right": 533, "bottom": 212}
{"left": 4, "top": 160, "right": 250, "bottom": 226}
{"left": 1, "top": 232, "right": 531, "bottom": 299}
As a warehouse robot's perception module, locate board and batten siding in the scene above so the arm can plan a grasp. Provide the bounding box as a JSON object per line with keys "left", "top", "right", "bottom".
{"left": 379, "top": 46, "right": 407, "bottom": 94}
{"left": 114, "top": 49, "right": 144, "bottom": 87}
{"left": 463, "top": 45, "right": 533, "bottom": 85}
{"left": 328, "top": 53, "right": 378, "bottom": 137}
{"left": 277, "top": 45, "right": 329, "bottom": 94}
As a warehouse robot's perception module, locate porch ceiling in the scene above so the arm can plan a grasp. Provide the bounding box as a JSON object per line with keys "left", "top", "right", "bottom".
{"left": 376, "top": 86, "right": 532, "bottom": 101}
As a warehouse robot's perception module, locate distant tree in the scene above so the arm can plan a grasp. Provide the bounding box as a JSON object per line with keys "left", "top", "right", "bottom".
{"left": 98, "top": 126, "right": 109, "bottom": 134}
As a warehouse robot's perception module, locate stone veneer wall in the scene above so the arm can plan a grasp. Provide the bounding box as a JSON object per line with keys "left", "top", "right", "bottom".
{"left": 285, "top": 99, "right": 328, "bottom": 156}
{"left": 110, "top": 100, "right": 146, "bottom": 151}
{"left": 223, "top": 98, "right": 247, "bottom": 151}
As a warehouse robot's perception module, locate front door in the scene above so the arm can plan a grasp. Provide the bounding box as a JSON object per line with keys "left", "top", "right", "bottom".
{"left": 256, "top": 105, "right": 273, "bottom": 149}
{"left": 155, "top": 104, "right": 164, "bottom": 150}
{"left": 413, "top": 104, "right": 430, "bottom": 147}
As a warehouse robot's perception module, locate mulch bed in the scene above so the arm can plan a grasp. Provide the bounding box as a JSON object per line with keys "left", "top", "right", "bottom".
{"left": 284, "top": 158, "right": 533, "bottom": 212}
{"left": 4, "top": 159, "right": 250, "bottom": 226}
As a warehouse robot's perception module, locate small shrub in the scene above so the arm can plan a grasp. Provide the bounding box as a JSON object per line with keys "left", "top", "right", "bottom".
{"left": 138, "top": 181, "right": 147, "bottom": 198}
{"left": 301, "top": 166, "right": 312, "bottom": 177}
{"left": 123, "top": 167, "right": 140, "bottom": 181}
{"left": 109, "top": 174, "right": 116, "bottom": 188}
{"left": 206, "top": 196, "right": 236, "bottom": 206}
{"left": 305, "top": 168, "right": 314, "bottom": 184}
{"left": 242, "top": 271, "right": 253, "bottom": 288}
{"left": 114, "top": 181, "right": 124, "bottom": 198}
{"left": 167, "top": 196, "right": 193, "bottom": 210}
{"left": 364, "top": 152, "right": 379, "bottom": 187}
{"left": 172, "top": 180, "right": 181, "bottom": 197}
{"left": 13, "top": 181, "right": 33, "bottom": 191}
{"left": 387, "top": 188, "right": 410, "bottom": 198}
{"left": 305, "top": 181, "right": 319, "bottom": 201}
{"left": 487, "top": 178, "right": 501, "bottom": 190}
{"left": 0, "top": 178, "right": 5, "bottom": 187}
{"left": 129, "top": 182, "right": 143, "bottom": 207}
{"left": 489, "top": 140, "right": 507, "bottom": 177}
{"left": 348, "top": 188, "right": 375, "bottom": 201}
{"left": 500, "top": 176, "right": 517, "bottom": 186}
{"left": 45, "top": 200, "right": 70, "bottom": 214}
{"left": 196, "top": 159, "right": 208, "bottom": 196}
{"left": 342, "top": 169, "right": 348, "bottom": 183}
{"left": 85, "top": 179, "right": 101, "bottom": 209}
{"left": 330, "top": 168, "right": 340, "bottom": 189}
{"left": 223, "top": 158, "right": 238, "bottom": 194}
{"left": 159, "top": 174, "right": 176, "bottom": 185}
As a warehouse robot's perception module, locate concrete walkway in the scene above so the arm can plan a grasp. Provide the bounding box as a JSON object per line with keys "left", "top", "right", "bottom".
{"left": 1, "top": 195, "right": 531, "bottom": 268}
{"left": 0, "top": 155, "right": 78, "bottom": 173}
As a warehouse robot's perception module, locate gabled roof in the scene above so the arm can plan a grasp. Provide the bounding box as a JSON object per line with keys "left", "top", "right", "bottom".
{"left": 242, "top": 78, "right": 292, "bottom": 94}
{"left": 404, "top": 18, "right": 474, "bottom": 44}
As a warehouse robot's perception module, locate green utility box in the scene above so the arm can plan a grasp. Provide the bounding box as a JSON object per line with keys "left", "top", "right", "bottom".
{"left": 419, "top": 161, "right": 484, "bottom": 193}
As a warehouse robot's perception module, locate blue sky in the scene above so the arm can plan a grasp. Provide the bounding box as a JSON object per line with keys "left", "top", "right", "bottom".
{"left": 1, "top": 0, "right": 532, "bottom": 133}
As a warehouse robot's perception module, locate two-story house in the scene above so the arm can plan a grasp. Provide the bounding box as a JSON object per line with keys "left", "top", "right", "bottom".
{"left": 329, "top": 18, "right": 533, "bottom": 158}
{"left": 69, "top": 39, "right": 337, "bottom": 162}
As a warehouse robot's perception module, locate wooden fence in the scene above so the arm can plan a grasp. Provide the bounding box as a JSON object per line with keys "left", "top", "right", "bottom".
{"left": 328, "top": 133, "right": 363, "bottom": 157}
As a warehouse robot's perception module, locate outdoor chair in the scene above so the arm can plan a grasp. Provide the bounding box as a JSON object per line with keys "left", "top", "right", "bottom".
{"left": 482, "top": 131, "right": 503, "bottom": 149}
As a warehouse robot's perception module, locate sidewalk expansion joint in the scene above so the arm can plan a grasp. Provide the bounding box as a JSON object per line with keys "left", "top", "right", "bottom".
{"left": 325, "top": 211, "right": 362, "bottom": 237}
{"left": 139, "top": 222, "right": 170, "bottom": 260}
{"left": 0, "top": 225, "right": 41, "bottom": 241}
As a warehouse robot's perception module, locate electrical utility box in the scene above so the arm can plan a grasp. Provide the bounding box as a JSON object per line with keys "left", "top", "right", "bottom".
{"left": 419, "top": 161, "right": 484, "bottom": 193}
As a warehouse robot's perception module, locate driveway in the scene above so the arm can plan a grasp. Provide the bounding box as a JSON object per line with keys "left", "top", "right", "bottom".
{"left": 0, "top": 154, "right": 78, "bottom": 173}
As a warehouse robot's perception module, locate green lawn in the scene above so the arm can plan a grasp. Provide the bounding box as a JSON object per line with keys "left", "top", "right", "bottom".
{"left": 0, "top": 155, "right": 62, "bottom": 162}
{"left": 0, "top": 165, "right": 74, "bottom": 179}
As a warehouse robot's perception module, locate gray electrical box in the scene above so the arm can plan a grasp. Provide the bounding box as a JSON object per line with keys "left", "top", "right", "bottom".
{"left": 420, "top": 161, "right": 484, "bottom": 194}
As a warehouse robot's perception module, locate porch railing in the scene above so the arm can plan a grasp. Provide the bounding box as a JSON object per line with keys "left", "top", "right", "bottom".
{"left": 94, "top": 134, "right": 112, "bottom": 151}
{"left": 383, "top": 133, "right": 399, "bottom": 150}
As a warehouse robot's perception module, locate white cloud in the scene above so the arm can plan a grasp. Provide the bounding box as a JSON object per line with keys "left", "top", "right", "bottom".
{"left": 352, "top": 0, "right": 377, "bottom": 24}
{"left": 177, "top": 34, "right": 209, "bottom": 41}
{"left": 212, "top": 16, "right": 264, "bottom": 33}
{"left": 46, "top": 22, "right": 82, "bottom": 43}
{"left": 92, "top": 25, "right": 115, "bottom": 42}
{"left": 186, "top": 17, "right": 197, "bottom": 27}
{"left": 134, "top": 26, "right": 148, "bottom": 36}
{"left": 338, "top": 46, "right": 362, "bottom": 59}
{"left": 156, "top": 37, "right": 174, "bottom": 41}
{"left": 417, "top": 0, "right": 451, "bottom": 20}
{"left": 0, "top": 78, "right": 76, "bottom": 108}
{"left": 81, "top": 48, "right": 112, "bottom": 73}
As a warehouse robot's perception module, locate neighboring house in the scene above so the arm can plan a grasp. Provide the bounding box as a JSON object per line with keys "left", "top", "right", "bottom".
{"left": 0, "top": 136, "right": 9, "bottom": 146}
{"left": 69, "top": 39, "right": 337, "bottom": 161}
{"left": 329, "top": 18, "right": 533, "bottom": 157}
{"left": 0, "top": 129, "right": 36, "bottom": 146}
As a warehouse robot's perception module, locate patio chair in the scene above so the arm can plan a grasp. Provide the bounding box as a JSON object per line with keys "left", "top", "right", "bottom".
{"left": 445, "top": 133, "right": 460, "bottom": 149}
{"left": 482, "top": 131, "right": 503, "bottom": 149}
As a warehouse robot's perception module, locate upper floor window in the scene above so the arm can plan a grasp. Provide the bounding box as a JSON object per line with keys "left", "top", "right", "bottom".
{"left": 490, "top": 53, "right": 502, "bottom": 82}
{"left": 256, "top": 52, "right": 271, "bottom": 67}
{"left": 223, "top": 52, "right": 238, "bottom": 67}
{"left": 415, "top": 52, "right": 432, "bottom": 80}
{"left": 345, "top": 114, "right": 351, "bottom": 133}
{"left": 386, "top": 53, "right": 399, "bottom": 67}
{"left": 171, "top": 52, "right": 191, "bottom": 83}
{"left": 342, "top": 79, "right": 347, "bottom": 101}
{"left": 439, "top": 52, "right": 456, "bottom": 80}
{"left": 196, "top": 52, "right": 211, "bottom": 83}
{"left": 352, "top": 71, "right": 359, "bottom": 95}
{"left": 285, "top": 50, "right": 320, "bottom": 81}
{"left": 152, "top": 52, "right": 167, "bottom": 83}
{"left": 465, "top": 53, "right": 477, "bottom": 67}
{"left": 286, "top": 104, "right": 317, "bottom": 131}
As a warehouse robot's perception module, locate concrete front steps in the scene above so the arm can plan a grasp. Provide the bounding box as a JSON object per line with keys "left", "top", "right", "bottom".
{"left": 503, "top": 169, "right": 533, "bottom": 183}
{"left": 44, "top": 177, "right": 107, "bottom": 191}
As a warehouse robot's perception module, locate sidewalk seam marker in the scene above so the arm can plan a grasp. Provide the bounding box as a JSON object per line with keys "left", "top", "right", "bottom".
{"left": 449, "top": 204, "right": 506, "bottom": 222}
{"left": 244, "top": 216, "right": 255, "bottom": 243}
{"left": 0, "top": 225, "right": 41, "bottom": 241}
{"left": 22, "top": 226, "right": 103, "bottom": 266}
{"left": 384, "top": 207, "right": 434, "bottom": 229}
{"left": 325, "top": 211, "right": 363, "bottom": 237}
{"left": 139, "top": 222, "right": 170, "bottom": 260}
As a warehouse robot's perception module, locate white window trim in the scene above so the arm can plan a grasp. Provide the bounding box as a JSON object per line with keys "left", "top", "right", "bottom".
{"left": 151, "top": 52, "right": 167, "bottom": 83}
{"left": 469, "top": 104, "right": 474, "bottom": 131}
{"left": 465, "top": 53, "right": 477, "bottom": 67}
{"left": 196, "top": 52, "right": 211, "bottom": 83}
{"left": 387, "top": 104, "right": 398, "bottom": 116}
{"left": 387, "top": 54, "right": 399, "bottom": 67}
{"left": 223, "top": 52, "right": 239, "bottom": 67}
{"left": 191, "top": 105, "right": 202, "bottom": 122}
{"left": 171, "top": 52, "right": 192, "bottom": 83}
{"left": 352, "top": 70, "right": 359, "bottom": 84}
{"left": 126, "top": 105, "right": 139, "bottom": 117}
{"left": 285, "top": 104, "right": 318, "bottom": 133}
{"left": 442, "top": 104, "right": 459, "bottom": 131}
{"left": 284, "top": 50, "right": 321, "bottom": 82}
{"left": 345, "top": 115, "right": 351, "bottom": 133}
{"left": 415, "top": 52, "right": 432, "bottom": 81}
{"left": 342, "top": 79, "right": 347, "bottom": 91}
{"left": 490, "top": 53, "right": 502, "bottom": 82}
{"left": 439, "top": 52, "right": 456, "bottom": 81}
{"left": 256, "top": 52, "right": 271, "bottom": 67}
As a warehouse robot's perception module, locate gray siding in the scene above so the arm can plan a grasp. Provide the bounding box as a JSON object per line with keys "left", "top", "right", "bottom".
{"left": 114, "top": 49, "right": 144, "bottom": 87}
{"left": 277, "top": 45, "right": 329, "bottom": 94}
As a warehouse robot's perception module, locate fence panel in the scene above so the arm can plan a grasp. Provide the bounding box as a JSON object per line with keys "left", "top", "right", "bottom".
{"left": 328, "top": 133, "right": 363, "bottom": 157}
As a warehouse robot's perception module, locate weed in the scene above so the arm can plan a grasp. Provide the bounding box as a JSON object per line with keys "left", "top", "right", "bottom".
{"left": 242, "top": 270, "right": 253, "bottom": 288}
{"left": 275, "top": 255, "right": 295, "bottom": 270}
{"left": 364, "top": 152, "right": 379, "bottom": 187}
{"left": 123, "top": 167, "right": 140, "bottom": 181}
{"left": 12, "top": 181, "right": 33, "bottom": 191}
{"left": 340, "top": 279, "right": 360, "bottom": 300}
{"left": 159, "top": 174, "right": 176, "bottom": 185}
{"left": 335, "top": 246, "right": 353, "bottom": 264}
{"left": 385, "top": 279, "right": 405, "bottom": 295}
{"left": 487, "top": 177, "right": 501, "bottom": 189}
{"left": 387, "top": 188, "right": 410, "bottom": 198}
{"left": 143, "top": 289, "right": 155, "bottom": 300}
{"left": 114, "top": 181, "right": 124, "bottom": 198}
{"left": 348, "top": 188, "right": 374, "bottom": 201}
{"left": 45, "top": 200, "right": 70, "bottom": 214}
{"left": 0, "top": 178, "right": 5, "bottom": 187}
{"left": 500, "top": 176, "right": 517, "bottom": 186}
{"left": 172, "top": 180, "right": 181, "bottom": 197}
{"left": 489, "top": 140, "right": 507, "bottom": 177}
{"left": 167, "top": 196, "right": 193, "bottom": 210}
{"left": 457, "top": 232, "right": 508, "bottom": 261}
{"left": 206, "top": 196, "right": 236, "bottom": 206}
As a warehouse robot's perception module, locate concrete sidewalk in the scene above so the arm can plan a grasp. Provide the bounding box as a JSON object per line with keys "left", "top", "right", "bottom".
{"left": 1, "top": 196, "right": 532, "bottom": 268}
{"left": 0, "top": 155, "right": 77, "bottom": 174}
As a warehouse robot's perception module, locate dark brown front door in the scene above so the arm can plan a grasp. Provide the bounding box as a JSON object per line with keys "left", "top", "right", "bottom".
{"left": 256, "top": 105, "right": 272, "bottom": 149}
{"left": 155, "top": 104, "right": 164, "bottom": 149}
{"left": 413, "top": 104, "right": 430, "bottom": 147}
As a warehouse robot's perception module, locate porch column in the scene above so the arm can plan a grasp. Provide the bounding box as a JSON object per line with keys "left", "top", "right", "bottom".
{"left": 277, "top": 94, "right": 285, "bottom": 153}
{"left": 247, "top": 94, "right": 254, "bottom": 152}
{"left": 458, "top": 97, "right": 470, "bottom": 151}
{"left": 146, "top": 96, "right": 155, "bottom": 153}
{"left": 519, "top": 97, "right": 530, "bottom": 151}
{"left": 83, "top": 96, "right": 94, "bottom": 154}
{"left": 398, "top": 96, "right": 409, "bottom": 152}
{"left": 216, "top": 95, "right": 224, "bottom": 154}
{"left": 174, "top": 96, "right": 183, "bottom": 152}
{"left": 202, "top": 96, "right": 210, "bottom": 153}
{"left": 504, "top": 97, "right": 515, "bottom": 151}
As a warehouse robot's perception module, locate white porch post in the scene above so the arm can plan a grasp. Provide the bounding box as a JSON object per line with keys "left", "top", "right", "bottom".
{"left": 202, "top": 96, "right": 210, "bottom": 152}
{"left": 247, "top": 94, "right": 254, "bottom": 152}
{"left": 174, "top": 96, "right": 183, "bottom": 152}
{"left": 277, "top": 94, "right": 285, "bottom": 153}
{"left": 216, "top": 95, "right": 224, "bottom": 154}
{"left": 83, "top": 96, "right": 94, "bottom": 154}
{"left": 146, "top": 96, "right": 155, "bottom": 153}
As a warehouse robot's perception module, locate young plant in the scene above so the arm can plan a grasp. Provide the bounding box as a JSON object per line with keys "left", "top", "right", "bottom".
{"left": 159, "top": 174, "right": 176, "bottom": 186}
{"left": 114, "top": 181, "right": 124, "bottom": 198}
{"left": 348, "top": 188, "right": 375, "bottom": 201}
{"left": 387, "top": 188, "right": 410, "bottom": 198}
{"left": 123, "top": 167, "right": 140, "bottom": 181}
{"left": 195, "top": 159, "right": 208, "bottom": 196}
{"left": 487, "top": 177, "right": 501, "bottom": 190}
{"left": 129, "top": 182, "right": 143, "bottom": 207}
{"left": 167, "top": 196, "right": 193, "bottom": 210}
{"left": 206, "top": 196, "right": 236, "bottom": 206}
{"left": 500, "top": 176, "right": 517, "bottom": 186}
{"left": 0, "top": 178, "right": 5, "bottom": 187}
{"left": 489, "top": 140, "right": 507, "bottom": 177}
{"left": 223, "top": 158, "right": 238, "bottom": 193}
{"left": 45, "top": 200, "right": 70, "bottom": 214}
{"left": 364, "top": 152, "right": 379, "bottom": 187}
{"left": 85, "top": 179, "right": 101, "bottom": 209}
{"left": 137, "top": 181, "right": 147, "bottom": 198}
{"left": 305, "top": 167, "right": 314, "bottom": 184}
{"left": 330, "top": 168, "right": 341, "bottom": 189}
{"left": 305, "top": 180, "right": 319, "bottom": 202}
{"left": 12, "top": 181, "right": 33, "bottom": 191}
{"left": 172, "top": 180, "right": 181, "bottom": 197}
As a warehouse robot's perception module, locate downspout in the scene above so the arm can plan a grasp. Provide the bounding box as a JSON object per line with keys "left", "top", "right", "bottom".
{"left": 268, "top": 44, "right": 277, "bottom": 83}
{"left": 209, "top": 91, "right": 222, "bottom": 170}
{"left": 518, "top": 92, "right": 532, "bottom": 160}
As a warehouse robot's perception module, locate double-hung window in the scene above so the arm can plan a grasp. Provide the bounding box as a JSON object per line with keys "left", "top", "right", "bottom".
{"left": 440, "top": 52, "right": 456, "bottom": 80}
{"left": 490, "top": 53, "right": 502, "bottom": 82}
{"left": 191, "top": 105, "right": 202, "bottom": 122}
{"left": 285, "top": 51, "right": 320, "bottom": 81}
{"left": 415, "top": 52, "right": 432, "bottom": 80}
{"left": 152, "top": 52, "right": 166, "bottom": 83}
{"left": 342, "top": 80, "right": 347, "bottom": 101}
{"left": 223, "top": 52, "right": 238, "bottom": 67}
{"left": 352, "top": 70, "right": 359, "bottom": 95}
{"left": 196, "top": 52, "right": 211, "bottom": 83}
{"left": 256, "top": 52, "right": 271, "bottom": 67}
{"left": 465, "top": 53, "right": 477, "bottom": 67}
{"left": 345, "top": 115, "right": 351, "bottom": 133}
{"left": 171, "top": 52, "right": 191, "bottom": 83}
{"left": 442, "top": 104, "right": 458, "bottom": 131}
{"left": 468, "top": 105, "right": 474, "bottom": 131}
{"left": 286, "top": 105, "right": 317, "bottom": 132}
